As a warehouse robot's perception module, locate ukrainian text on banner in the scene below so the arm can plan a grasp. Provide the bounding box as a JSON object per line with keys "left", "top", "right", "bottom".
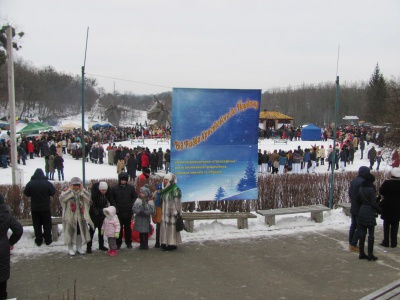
{"left": 171, "top": 88, "right": 261, "bottom": 202}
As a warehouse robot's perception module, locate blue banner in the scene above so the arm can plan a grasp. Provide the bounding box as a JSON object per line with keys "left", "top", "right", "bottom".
{"left": 171, "top": 88, "right": 261, "bottom": 202}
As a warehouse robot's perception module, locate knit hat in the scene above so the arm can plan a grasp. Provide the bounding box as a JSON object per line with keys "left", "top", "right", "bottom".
{"left": 99, "top": 182, "right": 108, "bottom": 191}
{"left": 70, "top": 177, "right": 82, "bottom": 185}
{"left": 0, "top": 194, "right": 4, "bottom": 205}
{"left": 391, "top": 168, "right": 400, "bottom": 178}
{"left": 140, "top": 184, "right": 150, "bottom": 197}
{"left": 143, "top": 168, "right": 150, "bottom": 175}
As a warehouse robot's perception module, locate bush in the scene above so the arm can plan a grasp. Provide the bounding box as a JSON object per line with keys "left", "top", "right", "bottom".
{"left": 0, "top": 171, "right": 388, "bottom": 218}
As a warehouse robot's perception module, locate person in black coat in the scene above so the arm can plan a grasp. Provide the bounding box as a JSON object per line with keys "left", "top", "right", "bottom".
{"left": 378, "top": 167, "right": 400, "bottom": 248}
{"left": 23, "top": 168, "right": 56, "bottom": 246}
{"left": 157, "top": 148, "right": 164, "bottom": 170}
{"left": 54, "top": 153, "right": 64, "bottom": 181}
{"left": 149, "top": 149, "right": 158, "bottom": 175}
{"left": 127, "top": 153, "right": 137, "bottom": 182}
{"left": 356, "top": 173, "right": 382, "bottom": 261}
{"left": 87, "top": 181, "right": 110, "bottom": 253}
{"left": 0, "top": 194, "right": 23, "bottom": 300}
{"left": 348, "top": 166, "right": 370, "bottom": 251}
{"left": 109, "top": 172, "right": 137, "bottom": 249}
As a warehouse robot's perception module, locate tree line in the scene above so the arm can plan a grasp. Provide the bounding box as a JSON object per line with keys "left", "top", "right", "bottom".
{"left": 0, "top": 23, "right": 398, "bottom": 137}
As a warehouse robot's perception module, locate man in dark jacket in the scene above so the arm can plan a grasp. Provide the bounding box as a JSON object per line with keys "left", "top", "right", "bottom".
{"left": 348, "top": 166, "right": 370, "bottom": 251}
{"left": 24, "top": 168, "right": 56, "bottom": 246}
{"left": 368, "top": 146, "right": 377, "bottom": 170}
{"left": 127, "top": 153, "right": 137, "bottom": 181}
{"left": 149, "top": 149, "right": 158, "bottom": 175}
{"left": 157, "top": 148, "right": 164, "bottom": 170}
{"left": 109, "top": 172, "right": 137, "bottom": 249}
{"left": 378, "top": 167, "right": 400, "bottom": 248}
{"left": 0, "top": 194, "right": 23, "bottom": 300}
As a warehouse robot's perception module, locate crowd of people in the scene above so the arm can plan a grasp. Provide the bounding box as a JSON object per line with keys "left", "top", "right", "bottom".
{"left": 19, "top": 167, "right": 182, "bottom": 256}
{"left": 257, "top": 125, "right": 399, "bottom": 175}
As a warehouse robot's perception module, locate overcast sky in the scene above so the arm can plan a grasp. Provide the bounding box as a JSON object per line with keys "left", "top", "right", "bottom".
{"left": 2, "top": 0, "right": 400, "bottom": 95}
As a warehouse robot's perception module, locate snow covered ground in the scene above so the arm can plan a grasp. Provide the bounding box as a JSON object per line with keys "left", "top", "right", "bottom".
{"left": 1, "top": 121, "right": 391, "bottom": 260}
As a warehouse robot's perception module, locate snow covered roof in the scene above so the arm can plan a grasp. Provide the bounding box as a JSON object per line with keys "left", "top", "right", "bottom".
{"left": 342, "top": 116, "right": 359, "bottom": 120}
{"left": 259, "top": 111, "right": 293, "bottom": 120}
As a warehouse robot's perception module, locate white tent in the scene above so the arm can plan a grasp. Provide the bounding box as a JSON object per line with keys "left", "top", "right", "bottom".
{"left": 60, "top": 122, "right": 81, "bottom": 130}
{"left": 342, "top": 116, "right": 359, "bottom": 125}
{"left": 342, "top": 116, "right": 359, "bottom": 120}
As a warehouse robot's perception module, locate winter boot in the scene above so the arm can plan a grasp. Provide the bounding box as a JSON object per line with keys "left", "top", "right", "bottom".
{"left": 99, "top": 236, "right": 108, "bottom": 251}
{"left": 367, "top": 236, "right": 378, "bottom": 261}
{"left": 76, "top": 235, "right": 85, "bottom": 255}
{"left": 68, "top": 244, "right": 76, "bottom": 256}
{"left": 86, "top": 240, "right": 92, "bottom": 254}
{"left": 144, "top": 233, "right": 149, "bottom": 250}
{"left": 358, "top": 236, "right": 368, "bottom": 259}
{"left": 154, "top": 223, "right": 160, "bottom": 248}
{"left": 139, "top": 233, "right": 145, "bottom": 250}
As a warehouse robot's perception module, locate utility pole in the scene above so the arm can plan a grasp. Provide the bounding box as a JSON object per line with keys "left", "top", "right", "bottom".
{"left": 81, "top": 27, "right": 89, "bottom": 187}
{"left": 6, "top": 26, "right": 21, "bottom": 185}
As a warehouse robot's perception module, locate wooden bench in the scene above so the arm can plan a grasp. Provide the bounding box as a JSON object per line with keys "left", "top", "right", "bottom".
{"left": 181, "top": 212, "right": 257, "bottom": 233}
{"left": 274, "top": 139, "right": 288, "bottom": 145}
{"left": 18, "top": 217, "right": 62, "bottom": 242}
{"left": 157, "top": 137, "right": 170, "bottom": 144}
{"left": 336, "top": 202, "right": 351, "bottom": 217}
{"left": 359, "top": 279, "right": 400, "bottom": 300}
{"left": 256, "top": 204, "right": 331, "bottom": 226}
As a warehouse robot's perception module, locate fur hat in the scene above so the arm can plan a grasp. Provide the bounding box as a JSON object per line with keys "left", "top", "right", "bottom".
{"left": 163, "top": 173, "right": 177, "bottom": 189}
{"left": 70, "top": 177, "right": 82, "bottom": 185}
{"left": 391, "top": 168, "right": 400, "bottom": 178}
{"left": 364, "top": 173, "right": 375, "bottom": 184}
{"left": 99, "top": 182, "right": 108, "bottom": 191}
{"left": 358, "top": 166, "right": 370, "bottom": 177}
{"left": 140, "top": 184, "right": 150, "bottom": 197}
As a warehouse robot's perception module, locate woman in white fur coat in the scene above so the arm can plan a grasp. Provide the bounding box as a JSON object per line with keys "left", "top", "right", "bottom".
{"left": 59, "top": 177, "right": 94, "bottom": 256}
{"left": 160, "top": 173, "right": 182, "bottom": 251}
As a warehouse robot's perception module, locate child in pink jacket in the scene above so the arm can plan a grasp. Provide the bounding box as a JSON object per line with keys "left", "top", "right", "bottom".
{"left": 101, "top": 206, "right": 120, "bottom": 256}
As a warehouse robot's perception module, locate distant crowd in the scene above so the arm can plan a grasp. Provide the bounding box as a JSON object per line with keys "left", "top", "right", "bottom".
{"left": 257, "top": 124, "right": 398, "bottom": 175}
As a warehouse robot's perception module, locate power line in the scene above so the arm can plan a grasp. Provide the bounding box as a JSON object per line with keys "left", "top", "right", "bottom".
{"left": 85, "top": 73, "right": 172, "bottom": 89}
{"left": 86, "top": 72, "right": 360, "bottom": 94}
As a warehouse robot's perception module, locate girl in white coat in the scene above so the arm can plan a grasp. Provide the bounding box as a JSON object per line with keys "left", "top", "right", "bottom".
{"left": 101, "top": 206, "right": 120, "bottom": 256}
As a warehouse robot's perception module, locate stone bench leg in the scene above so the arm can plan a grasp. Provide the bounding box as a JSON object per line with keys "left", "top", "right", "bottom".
{"left": 52, "top": 224, "right": 59, "bottom": 242}
{"left": 265, "top": 215, "right": 276, "bottom": 226}
{"left": 343, "top": 208, "right": 351, "bottom": 217}
{"left": 311, "top": 211, "right": 324, "bottom": 223}
{"left": 184, "top": 220, "right": 194, "bottom": 233}
{"left": 237, "top": 218, "right": 248, "bottom": 229}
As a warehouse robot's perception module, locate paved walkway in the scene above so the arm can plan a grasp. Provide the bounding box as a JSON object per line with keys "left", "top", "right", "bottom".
{"left": 8, "top": 227, "right": 400, "bottom": 300}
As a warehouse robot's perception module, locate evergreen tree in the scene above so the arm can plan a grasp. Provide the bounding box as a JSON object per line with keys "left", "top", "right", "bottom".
{"left": 214, "top": 186, "right": 226, "bottom": 200}
{"left": 365, "top": 64, "right": 387, "bottom": 124}
{"left": 382, "top": 79, "right": 400, "bottom": 150}
{"left": 236, "top": 159, "right": 257, "bottom": 192}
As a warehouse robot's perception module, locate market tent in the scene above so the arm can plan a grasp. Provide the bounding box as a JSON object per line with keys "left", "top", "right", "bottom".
{"left": 17, "top": 122, "right": 52, "bottom": 135}
{"left": 91, "top": 122, "right": 114, "bottom": 130}
{"left": 60, "top": 122, "right": 81, "bottom": 130}
{"left": 342, "top": 115, "right": 359, "bottom": 125}
{"left": 0, "top": 122, "right": 9, "bottom": 129}
{"left": 301, "top": 123, "right": 322, "bottom": 141}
